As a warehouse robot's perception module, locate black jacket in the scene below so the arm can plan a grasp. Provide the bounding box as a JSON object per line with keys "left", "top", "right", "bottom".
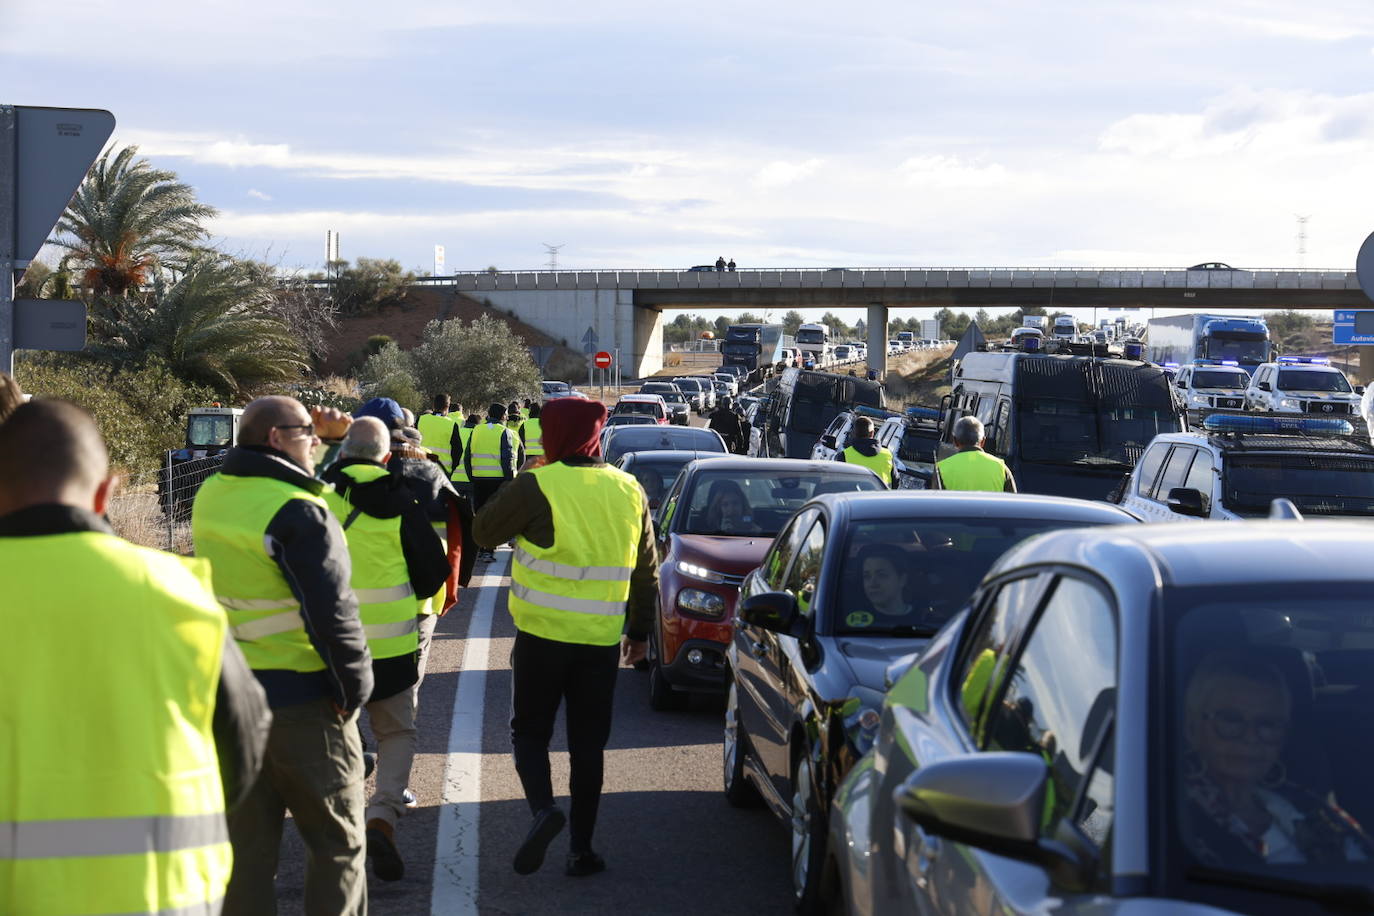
{"left": 0, "top": 504, "right": 272, "bottom": 811}
{"left": 388, "top": 453, "right": 476, "bottom": 588}
{"left": 215, "top": 447, "right": 374, "bottom": 712}
{"left": 708, "top": 408, "right": 748, "bottom": 454}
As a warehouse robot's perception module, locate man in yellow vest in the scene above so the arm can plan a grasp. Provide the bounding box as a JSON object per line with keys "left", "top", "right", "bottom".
{"left": 322, "top": 418, "right": 449, "bottom": 883}
{"left": 474, "top": 397, "right": 658, "bottom": 878}
{"left": 932, "top": 415, "right": 1018, "bottom": 492}
{"left": 518, "top": 401, "right": 544, "bottom": 464}
{"left": 466, "top": 403, "right": 520, "bottom": 560}
{"left": 450, "top": 412, "right": 481, "bottom": 500}
{"left": 0, "top": 400, "right": 270, "bottom": 916}
{"left": 417, "top": 394, "right": 460, "bottom": 476}
{"left": 192, "top": 396, "right": 374, "bottom": 915}
{"left": 836, "top": 417, "right": 898, "bottom": 488}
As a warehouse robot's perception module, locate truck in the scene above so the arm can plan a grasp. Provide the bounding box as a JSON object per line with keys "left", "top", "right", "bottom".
{"left": 896, "top": 330, "right": 915, "bottom": 349}
{"left": 796, "top": 323, "right": 831, "bottom": 363}
{"left": 1146, "top": 313, "right": 1273, "bottom": 376}
{"left": 721, "top": 323, "right": 790, "bottom": 383}
{"left": 1022, "top": 315, "right": 1047, "bottom": 331}
{"left": 1052, "top": 315, "right": 1077, "bottom": 340}
{"left": 920, "top": 319, "right": 942, "bottom": 341}
{"left": 158, "top": 406, "right": 242, "bottom": 520}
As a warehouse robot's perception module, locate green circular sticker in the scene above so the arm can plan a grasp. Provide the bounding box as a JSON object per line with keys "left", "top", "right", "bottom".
{"left": 846, "top": 611, "right": 875, "bottom": 628}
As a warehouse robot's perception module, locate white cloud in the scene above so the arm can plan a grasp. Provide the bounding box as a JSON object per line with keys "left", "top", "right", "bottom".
{"left": 897, "top": 155, "right": 1010, "bottom": 189}
{"left": 246, "top": 189, "right": 273, "bottom": 201}
{"left": 753, "top": 159, "right": 824, "bottom": 189}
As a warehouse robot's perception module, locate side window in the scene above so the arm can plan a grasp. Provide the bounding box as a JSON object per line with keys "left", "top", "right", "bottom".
{"left": 762, "top": 508, "right": 817, "bottom": 590}
{"left": 1153, "top": 446, "right": 1195, "bottom": 502}
{"left": 992, "top": 401, "right": 1011, "bottom": 457}
{"left": 1134, "top": 444, "right": 1170, "bottom": 498}
{"left": 781, "top": 519, "right": 826, "bottom": 618}
{"left": 657, "top": 472, "right": 688, "bottom": 532}
{"left": 975, "top": 395, "right": 997, "bottom": 428}
{"left": 983, "top": 576, "right": 1118, "bottom": 840}
{"left": 955, "top": 575, "right": 1046, "bottom": 741}
{"left": 1183, "top": 450, "right": 1214, "bottom": 500}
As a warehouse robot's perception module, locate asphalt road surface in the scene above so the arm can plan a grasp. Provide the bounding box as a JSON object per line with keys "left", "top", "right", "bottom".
{"left": 268, "top": 548, "right": 793, "bottom": 915}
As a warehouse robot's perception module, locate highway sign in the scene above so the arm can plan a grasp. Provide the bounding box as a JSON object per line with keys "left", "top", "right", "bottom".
{"left": 14, "top": 299, "right": 85, "bottom": 350}
{"left": 1359, "top": 232, "right": 1374, "bottom": 302}
{"left": 581, "top": 325, "right": 599, "bottom": 355}
{"left": 1333, "top": 310, "right": 1374, "bottom": 345}
{"left": 593, "top": 350, "right": 612, "bottom": 369}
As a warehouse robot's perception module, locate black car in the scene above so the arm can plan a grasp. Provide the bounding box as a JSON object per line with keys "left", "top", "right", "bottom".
{"left": 615, "top": 449, "right": 727, "bottom": 512}
{"left": 1187, "top": 261, "right": 1237, "bottom": 271}
{"left": 725, "top": 491, "right": 1136, "bottom": 912}
{"left": 601, "top": 425, "right": 727, "bottom": 464}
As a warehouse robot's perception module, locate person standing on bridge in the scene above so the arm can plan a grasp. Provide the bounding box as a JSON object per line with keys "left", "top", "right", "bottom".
{"left": 727, "top": 257, "right": 736, "bottom": 272}
{"left": 192, "top": 395, "right": 374, "bottom": 915}
{"left": 715, "top": 255, "right": 726, "bottom": 271}
{"left": 0, "top": 400, "right": 271, "bottom": 916}
{"left": 931, "top": 415, "right": 1017, "bottom": 492}
{"left": 473, "top": 396, "right": 658, "bottom": 878}
{"left": 836, "top": 417, "right": 898, "bottom": 488}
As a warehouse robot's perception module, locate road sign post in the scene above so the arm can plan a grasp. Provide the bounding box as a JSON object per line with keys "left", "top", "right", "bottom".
{"left": 1, "top": 105, "right": 115, "bottom": 375}
{"left": 594, "top": 351, "right": 611, "bottom": 400}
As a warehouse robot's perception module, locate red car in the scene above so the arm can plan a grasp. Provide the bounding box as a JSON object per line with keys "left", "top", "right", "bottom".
{"left": 647, "top": 457, "right": 884, "bottom": 710}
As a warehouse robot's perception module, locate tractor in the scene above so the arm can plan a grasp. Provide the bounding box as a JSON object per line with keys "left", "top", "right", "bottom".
{"left": 158, "top": 406, "right": 242, "bottom": 520}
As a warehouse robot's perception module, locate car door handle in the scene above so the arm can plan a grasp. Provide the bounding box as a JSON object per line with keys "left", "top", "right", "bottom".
{"left": 750, "top": 641, "right": 768, "bottom": 659}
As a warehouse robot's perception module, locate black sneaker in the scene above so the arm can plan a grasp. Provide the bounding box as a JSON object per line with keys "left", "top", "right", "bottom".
{"left": 366, "top": 820, "right": 405, "bottom": 882}
{"left": 513, "top": 807, "right": 566, "bottom": 875}
{"left": 565, "top": 851, "right": 606, "bottom": 877}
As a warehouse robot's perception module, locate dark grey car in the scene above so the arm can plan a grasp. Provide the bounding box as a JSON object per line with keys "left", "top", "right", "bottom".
{"left": 827, "top": 521, "right": 1374, "bottom": 915}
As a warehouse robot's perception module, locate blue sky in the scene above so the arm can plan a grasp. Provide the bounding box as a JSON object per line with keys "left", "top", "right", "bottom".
{"left": 6, "top": 0, "right": 1374, "bottom": 324}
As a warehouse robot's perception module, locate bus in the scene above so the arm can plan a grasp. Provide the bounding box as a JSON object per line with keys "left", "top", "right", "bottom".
{"left": 761, "top": 369, "right": 885, "bottom": 458}
{"left": 941, "top": 350, "right": 1184, "bottom": 499}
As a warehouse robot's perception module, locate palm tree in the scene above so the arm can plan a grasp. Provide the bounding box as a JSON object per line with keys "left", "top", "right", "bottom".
{"left": 54, "top": 145, "right": 217, "bottom": 297}
{"left": 87, "top": 253, "right": 309, "bottom": 395}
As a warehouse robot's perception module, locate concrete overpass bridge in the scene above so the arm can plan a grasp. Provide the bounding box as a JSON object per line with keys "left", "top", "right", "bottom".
{"left": 419, "top": 266, "right": 1369, "bottom": 377}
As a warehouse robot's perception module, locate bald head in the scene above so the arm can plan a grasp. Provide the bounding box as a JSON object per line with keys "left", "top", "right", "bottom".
{"left": 0, "top": 400, "right": 110, "bottom": 515}
{"left": 239, "top": 396, "right": 309, "bottom": 446}
{"left": 339, "top": 416, "right": 391, "bottom": 462}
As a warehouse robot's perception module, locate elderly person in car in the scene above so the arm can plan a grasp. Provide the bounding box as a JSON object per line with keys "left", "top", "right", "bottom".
{"left": 1183, "top": 650, "right": 1370, "bottom": 865}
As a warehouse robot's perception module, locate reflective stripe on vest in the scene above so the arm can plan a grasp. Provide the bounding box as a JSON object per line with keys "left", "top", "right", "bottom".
{"left": 469, "top": 423, "right": 511, "bottom": 478}
{"left": 451, "top": 424, "right": 475, "bottom": 484}
{"left": 324, "top": 463, "right": 421, "bottom": 660}
{"left": 508, "top": 463, "right": 643, "bottom": 646}
{"left": 0, "top": 531, "right": 230, "bottom": 914}
{"left": 192, "top": 471, "right": 329, "bottom": 673}
{"left": 520, "top": 418, "right": 544, "bottom": 456}
{"left": 937, "top": 449, "right": 1010, "bottom": 492}
{"left": 842, "top": 445, "right": 894, "bottom": 486}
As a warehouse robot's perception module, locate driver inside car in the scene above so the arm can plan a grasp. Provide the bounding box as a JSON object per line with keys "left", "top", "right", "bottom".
{"left": 703, "top": 480, "right": 760, "bottom": 535}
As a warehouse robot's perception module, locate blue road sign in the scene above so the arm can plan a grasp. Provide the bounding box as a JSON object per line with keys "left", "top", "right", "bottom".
{"left": 1333, "top": 310, "right": 1374, "bottom": 345}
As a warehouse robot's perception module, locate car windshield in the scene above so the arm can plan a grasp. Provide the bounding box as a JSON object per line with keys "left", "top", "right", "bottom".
{"left": 623, "top": 459, "right": 693, "bottom": 507}
{"left": 834, "top": 518, "right": 1096, "bottom": 636}
{"left": 1207, "top": 337, "right": 1268, "bottom": 364}
{"left": 1277, "top": 370, "right": 1350, "bottom": 393}
{"left": 662, "top": 392, "right": 686, "bottom": 404}
{"left": 605, "top": 415, "right": 655, "bottom": 427}
{"left": 604, "top": 429, "right": 724, "bottom": 463}
{"left": 614, "top": 401, "right": 661, "bottom": 417}
{"left": 188, "top": 415, "right": 233, "bottom": 447}
{"left": 1167, "top": 585, "right": 1374, "bottom": 898}
{"left": 898, "top": 427, "right": 940, "bottom": 464}
{"left": 1194, "top": 370, "right": 1250, "bottom": 389}
{"left": 680, "top": 470, "right": 880, "bottom": 537}
{"left": 1224, "top": 455, "right": 1374, "bottom": 517}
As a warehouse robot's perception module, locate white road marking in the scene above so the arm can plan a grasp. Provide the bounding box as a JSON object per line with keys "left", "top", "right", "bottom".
{"left": 430, "top": 550, "right": 510, "bottom": 916}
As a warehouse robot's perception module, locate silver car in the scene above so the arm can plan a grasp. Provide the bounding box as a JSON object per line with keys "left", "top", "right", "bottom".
{"left": 825, "top": 521, "right": 1374, "bottom": 915}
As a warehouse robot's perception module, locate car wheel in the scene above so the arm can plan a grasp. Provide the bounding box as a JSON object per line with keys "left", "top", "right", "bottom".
{"left": 648, "top": 634, "right": 686, "bottom": 712}
{"left": 791, "top": 751, "right": 828, "bottom": 915}
{"left": 723, "top": 681, "right": 761, "bottom": 807}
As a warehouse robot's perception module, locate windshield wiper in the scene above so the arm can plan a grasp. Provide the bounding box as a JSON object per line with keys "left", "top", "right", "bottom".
{"left": 1188, "top": 866, "right": 1374, "bottom": 909}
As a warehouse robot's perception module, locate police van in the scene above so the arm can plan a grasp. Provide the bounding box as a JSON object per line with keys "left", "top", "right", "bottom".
{"left": 760, "top": 369, "right": 884, "bottom": 459}
{"left": 1116, "top": 414, "right": 1374, "bottom": 521}
{"left": 1245, "top": 357, "right": 1363, "bottom": 416}
{"left": 942, "top": 345, "right": 1183, "bottom": 500}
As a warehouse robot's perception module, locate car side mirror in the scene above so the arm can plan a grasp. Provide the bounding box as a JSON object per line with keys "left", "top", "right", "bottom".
{"left": 1166, "top": 487, "right": 1208, "bottom": 517}
{"left": 1176, "top": 379, "right": 1187, "bottom": 388}
{"left": 738, "top": 591, "right": 801, "bottom": 636}
{"left": 821, "top": 434, "right": 837, "bottom": 449}
{"left": 1258, "top": 381, "right": 1272, "bottom": 392}
{"left": 1357, "top": 385, "right": 1366, "bottom": 396}
{"left": 895, "top": 753, "right": 1093, "bottom": 888}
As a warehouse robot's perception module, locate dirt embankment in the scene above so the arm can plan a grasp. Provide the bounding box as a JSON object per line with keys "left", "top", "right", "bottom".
{"left": 322, "top": 288, "right": 588, "bottom": 380}
{"left": 882, "top": 348, "right": 954, "bottom": 409}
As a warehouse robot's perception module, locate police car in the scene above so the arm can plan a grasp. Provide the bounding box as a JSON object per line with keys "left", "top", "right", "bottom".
{"left": 811, "top": 405, "right": 895, "bottom": 462}
{"left": 1172, "top": 360, "right": 1250, "bottom": 416}
{"left": 1244, "top": 357, "right": 1362, "bottom": 415}
{"left": 875, "top": 406, "right": 941, "bottom": 489}
{"left": 1116, "top": 414, "right": 1374, "bottom": 521}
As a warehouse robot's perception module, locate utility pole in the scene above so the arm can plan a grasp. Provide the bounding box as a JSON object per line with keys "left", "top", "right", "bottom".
{"left": 1296, "top": 215, "right": 1310, "bottom": 269}
{"left": 542, "top": 243, "right": 564, "bottom": 271}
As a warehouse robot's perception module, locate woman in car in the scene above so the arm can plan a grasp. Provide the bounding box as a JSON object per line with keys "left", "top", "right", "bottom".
{"left": 1183, "top": 650, "right": 1371, "bottom": 865}
{"left": 702, "top": 480, "right": 760, "bottom": 535}
{"left": 633, "top": 469, "right": 665, "bottom": 510}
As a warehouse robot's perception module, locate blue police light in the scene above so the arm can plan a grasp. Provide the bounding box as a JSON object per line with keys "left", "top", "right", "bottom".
{"left": 1278, "top": 356, "right": 1331, "bottom": 365}
{"left": 906, "top": 406, "right": 940, "bottom": 420}
{"left": 1193, "top": 358, "right": 1221, "bottom": 365}
{"left": 1123, "top": 341, "right": 1144, "bottom": 360}
{"left": 1221, "top": 360, "right": 1239, "bottom": 366}
{"left": 1202, "top": 414, "right": 1353, "bottom": 436}
{"left": 1022, "top": 334, "right": 1042, "bottom": 352}
{"left": 1163, "top": 362, "right": 1180, "bottom": 369}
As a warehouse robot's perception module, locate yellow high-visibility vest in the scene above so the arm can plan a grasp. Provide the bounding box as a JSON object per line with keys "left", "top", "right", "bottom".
{"left": 520, "top": 417, "right": 544, "bottom": 457}
{"left": 324, "top": 463, "right": 421, "bottom": 660}
{"left": 469, "top": 422, "right": 513, "bottom": 479}
{"left": 508, "top": 463, "right": 643, "bottom": 646}
{"left": 417, "top": 413, "right": 458, "bottom": 473}
{"left": 451, "top": 424, "right": 476, "bottom": 484}
{"left": 937, "top": 450, "right": 1010, "bottom": 492}
{"left": 842, "top": 445, "right": 894, "bottom": 487}
{"left": 1, "top": 531, "right": 230, "bottom": 915}
{"left": 192, "top": 472, "right": 331, "bottom": 672}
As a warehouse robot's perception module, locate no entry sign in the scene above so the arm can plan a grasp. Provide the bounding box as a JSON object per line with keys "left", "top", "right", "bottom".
{"left": 593, "top": 351, "right": 612, "bottom": 369}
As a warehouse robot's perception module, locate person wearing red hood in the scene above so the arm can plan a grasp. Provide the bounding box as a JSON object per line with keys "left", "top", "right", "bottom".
{"left": 473, "top": 397, "right": 658, "bottom": 879}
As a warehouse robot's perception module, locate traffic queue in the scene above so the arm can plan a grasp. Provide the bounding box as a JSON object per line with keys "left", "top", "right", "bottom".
{"left": 6, "top": 341, "right": 1374, "bottom": 916}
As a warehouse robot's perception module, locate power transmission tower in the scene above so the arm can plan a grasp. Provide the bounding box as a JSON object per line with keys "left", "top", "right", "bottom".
{"left": 542, "top": 243, "right": 564, "bottom": 271}
{"left": 1296, "top": 215, "right": 1310, "bottom": 269}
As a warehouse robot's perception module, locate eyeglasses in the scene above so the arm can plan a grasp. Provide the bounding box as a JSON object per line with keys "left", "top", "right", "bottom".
{"left": 273, "top": 423, "right": 316, "bottom": 438}
{"left": 1204, "top": 708, "right": 1288, "bottom": 745}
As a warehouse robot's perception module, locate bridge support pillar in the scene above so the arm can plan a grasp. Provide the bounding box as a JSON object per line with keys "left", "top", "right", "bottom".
{"left": 866, "top": 302, "right": 888, "bottom": 381}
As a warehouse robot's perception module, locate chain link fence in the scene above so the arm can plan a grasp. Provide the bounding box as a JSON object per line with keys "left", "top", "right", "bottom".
{"left": 107, "top": 452, "right": 225, "bottom": 554}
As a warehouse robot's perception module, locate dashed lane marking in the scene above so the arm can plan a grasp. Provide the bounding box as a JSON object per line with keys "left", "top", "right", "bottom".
{"left": 430, "top": 550, "right": 510, "bottom": 916}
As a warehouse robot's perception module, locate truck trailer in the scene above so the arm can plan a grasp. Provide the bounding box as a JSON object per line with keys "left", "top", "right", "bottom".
{"left": 1146, "top": 313, "right": 1273, "bottom": 375}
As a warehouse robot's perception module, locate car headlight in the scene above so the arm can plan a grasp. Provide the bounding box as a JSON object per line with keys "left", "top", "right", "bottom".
{"left": 1188, "top": 393, "right": 1211, "bottom": 405}
{"left": 678, "top": 588, "right": 727, "bottom": 617}
{"left": 678, "top": 560, "right": 728, "bottom": 583}
{"left": 840, "top": 686, "right": 885, "bottom": 756}
{"left": 1279, "top": 398, "right": 1302, "bottom": 409}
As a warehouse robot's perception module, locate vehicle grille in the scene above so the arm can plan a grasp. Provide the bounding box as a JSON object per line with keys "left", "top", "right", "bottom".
{"left": 719, "top": 572, "right": 746, "bottom": 588}
{"left": 1215, "top": 397, "right": 1243, "bottom": 409}
{"left": 1304, "top": 401, "right": 1350, "bottom": 414}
